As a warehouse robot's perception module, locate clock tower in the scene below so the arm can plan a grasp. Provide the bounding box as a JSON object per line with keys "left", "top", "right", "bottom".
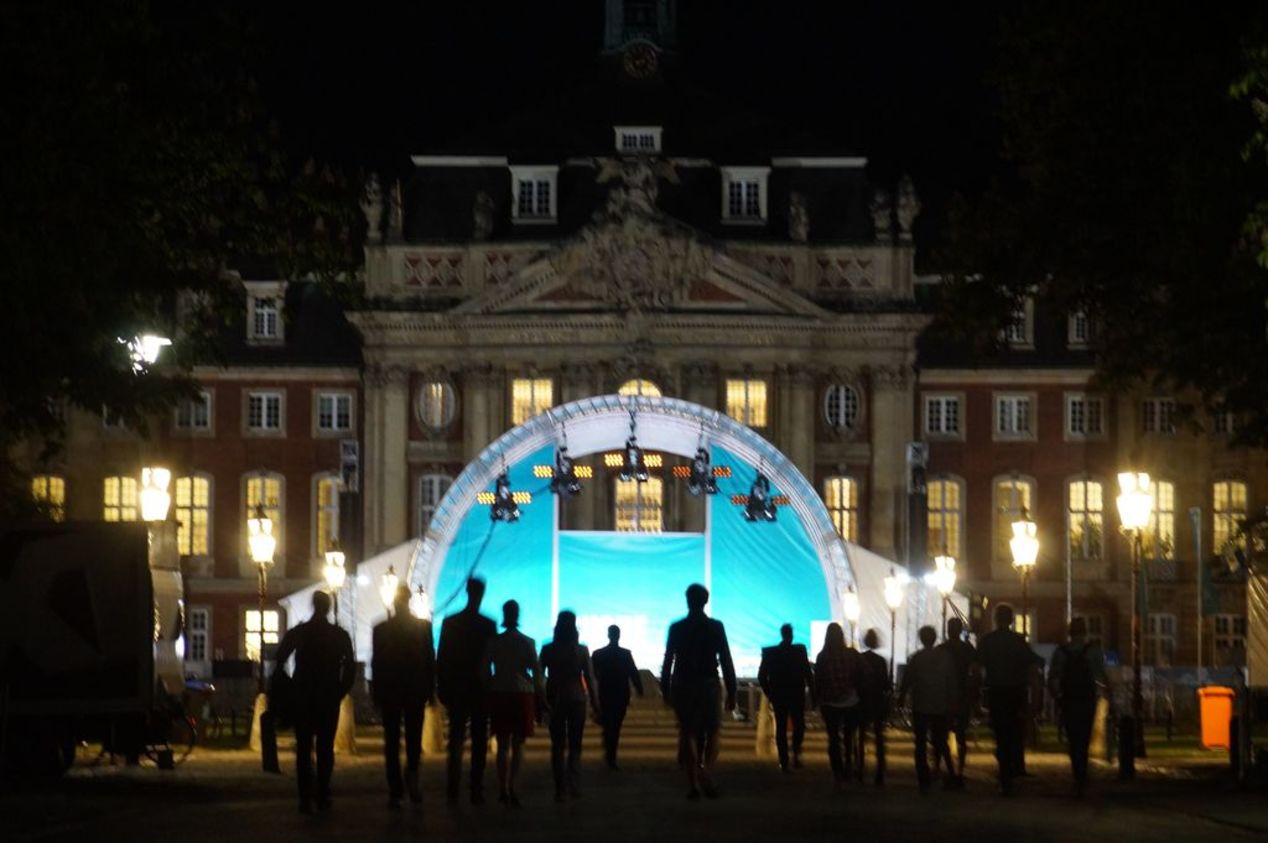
{"left": 604, "top": 0, "right": 676, "bottom": 79}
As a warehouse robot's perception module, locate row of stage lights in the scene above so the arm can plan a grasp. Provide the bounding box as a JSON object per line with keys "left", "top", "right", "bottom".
{"left": 477, "top": 433, "right": 785, "bottom": 524}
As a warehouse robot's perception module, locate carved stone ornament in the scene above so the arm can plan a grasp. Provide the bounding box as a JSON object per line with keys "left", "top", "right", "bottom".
{"left": 788, "top": 191, "right": 810, "bottom": 243}
{"left": 870, "top": 188, "right": 893, "bottom": 242}
{"left": 364, "top": 362, "right": 410, "bottom": 388}
{"left": 548, "top": 157, "right": 711, "bottom": 313}
{"left": 473, "top": 191, "right": 495, "bottom": 241}
{"left": 896, "top": 175, "right": 920, "bottom": 238}
{"left": 869, "top": 364, "right": 912, "bottom": 391}
{"left": 387, "top": 180, "right": 403, "bottom": 242}
{"left": 362, "top": 174, "right": 384, "bottom": 244}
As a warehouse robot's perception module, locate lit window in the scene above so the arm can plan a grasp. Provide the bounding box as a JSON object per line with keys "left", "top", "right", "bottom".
{"left": 725, "top": 379, "right": 768, "bottom": 427}
{"left": 1015, "top": 610, "right": 1036, "bottom": 640}
{"left": 1144, "top": 613, "right": 1176, "bottom": 667}
{"left": 614, "top": 476, "right": 663, "bottom": 533}
{"left": 824, "top": 477, "right": 859, "bottom": 542}
{"left": 995, "top": 476, "right": 1034, "bottom": 562}
{"left": 927, "top": 478, "right": 963, "bottom": 558}
{"left": 615, "top": 126, "right": 662, "bottom": 153}
{"left": 186, "top": 607, "right": 210, "bottom": 664}
{"left": 924, "top": 395, "right": 961, "bottom": 436}
{"left": 1213, "top": 407, "right": 1236, "bottom": 435}
{"left": 1068, "top": 478, "right": 1104, "bottom": 561}
{"left": 175, "top": 475, "right": 211, "bottom": 556}
{"left": 511, "top": 378, "right": 553, "bottom": 424}
{"left": 722, "top": 167, "right": 769, "bottom": 221}
{"left": 1146, "top": 480, "right": 1175, "bottom": 561}
{"left": 995, "top": 394, "right": 1034, "bottom": 438}
{"left": 1068, "top": 311, "right": 1091, "bottom": 346}
{"left": 418, "top": 382, "right": 456, "bottom": 430}
{"left": 1066, "top": 394, "right": 1104, "bottom": 437}
{"left": 175, "top": 391, "right": 212, "bottom": 431}
{"left": 417, "top": 474, "right": 453, "bottom": 535}
{"left": 316, "top": 392, "right": 353, "bottom": 432}
{"left": 618, "top": 379, "right": 662, "bottom": 397}
{"left": 1142, "top": 397, "right": 1176, "bottom": 434}
{"left": 103, "top": 475, "right": 139, "bottom": 522}
{"left": 1212, "top": 614, "right": 1247, "bottom": 660}
{"left": 251, "top": 297, "right": 279, "bottom": 340}
{"left": 510, "top": 166, "right": 558, "bottom": 222}
{"left": 1072, "top": 613, "right": 1104, "bottom": 648}
{"left": 247, "top": 391, "right": 283, "bottom": 431}
{"left": 1213, "top": 480, "right": 1248, "bottom": 555}
{"left": 315, "top": 475, "right": 341, "bottom": 558}
{"left": 31, "top": 475, "right": 66, "bottom": 521}
{"left": 824, "top": 384, "right": 861, "bottom": 432}
{"left": 246, "top": 474, "right": 283, "bottom": 553}
{"left": 244, "top": 610, "right": 280, "bottom": 661}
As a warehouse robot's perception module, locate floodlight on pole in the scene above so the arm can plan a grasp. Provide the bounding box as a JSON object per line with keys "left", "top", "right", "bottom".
{"left": 140, "top": 467, "right": 172, "bottom": 523}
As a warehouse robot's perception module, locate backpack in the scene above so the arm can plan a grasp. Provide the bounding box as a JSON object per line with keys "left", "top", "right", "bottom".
{"left": 1059, "top": 643, "right": 1094, "bottom": 704}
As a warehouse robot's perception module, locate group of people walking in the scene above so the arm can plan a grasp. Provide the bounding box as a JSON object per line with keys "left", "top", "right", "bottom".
{"left": 270, "top": 580, "right": 1105, "bottom": 813}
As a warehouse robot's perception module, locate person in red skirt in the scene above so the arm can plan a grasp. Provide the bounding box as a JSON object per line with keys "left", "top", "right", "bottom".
{"left": 483, "top": 600, "right": 542, "bottom": 806}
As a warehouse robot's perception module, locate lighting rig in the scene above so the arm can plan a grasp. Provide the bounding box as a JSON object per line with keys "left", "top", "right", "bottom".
{"left": 476, "top": 470, "right": 529, "bottom": 522}
{"left": 739, "top": 472, "right": 783, "bottom": 522}
{"left": 619, "top": 412, "right": 649, "bottom": 483}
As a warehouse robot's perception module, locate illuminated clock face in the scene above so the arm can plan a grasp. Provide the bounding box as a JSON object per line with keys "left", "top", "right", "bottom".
{"left": 623, "top": 44, "right": 658, "bottom": 79}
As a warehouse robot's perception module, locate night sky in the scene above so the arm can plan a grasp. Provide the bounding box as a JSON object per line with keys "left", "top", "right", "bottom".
{"left": 246, "top": 1, "right": 1001, "bottom": 244}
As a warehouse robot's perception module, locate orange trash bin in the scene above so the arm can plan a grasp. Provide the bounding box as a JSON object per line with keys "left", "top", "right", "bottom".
{"left": 1197, "top": 686, "right": 1235, "bottom": 749}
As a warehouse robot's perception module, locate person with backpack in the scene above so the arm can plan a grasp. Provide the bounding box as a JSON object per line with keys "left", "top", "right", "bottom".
{"left": 1048, "top": 617, "right": 1106, "bottom": 796}
{"left": 813, "top": 623, "right": 862, "bottom": 786}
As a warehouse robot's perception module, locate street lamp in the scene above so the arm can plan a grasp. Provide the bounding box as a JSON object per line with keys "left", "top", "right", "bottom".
{"left": 842, "top": 585, "right": 861, "bottom": 648}
{"left": 1010, "top": 509, "right": 1039, "bottom": 639}
{"left": 883, "top": 567, "right": 905, "bottom": 685}
{"left": 409, "top": 585, "right": 431, "bottom": 620}
{"left": 323, "top": 539, "right": 347, "bottom": 626}
{"left": 933, "top": 553, "right": 957, "bottom": 633}
{"left": 122, "top": 333, "right": 172, "bottom": 373}
{"left": 1117, "top": 470, "right": 1153, "bottom": 768}
{"left": 379, "top": 565, "right": 399, "bottom": 615}
{"left": 247, "top": 503, "right": 276, "bottom": 695}
{"left": 140, "top": 467, "right": 172, "bottom": 523}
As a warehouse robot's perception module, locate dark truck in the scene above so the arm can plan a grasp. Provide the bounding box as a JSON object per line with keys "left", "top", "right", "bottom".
{"left": 0, "top": 521, "right": 184, "bottom": 772}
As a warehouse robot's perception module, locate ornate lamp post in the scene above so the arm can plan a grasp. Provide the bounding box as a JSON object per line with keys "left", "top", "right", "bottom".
{"left": 933, "top": 553, "right": 957, "bottom": 633}
{"left": 883, "top": 567, "right": 905, "bottom": 685}
{"left": 140, "top": 467, "right": 172, "bottom": 524}
{"left": 1010, "top": 509, "right": 1039, "bottom": 639}
{"left": 1117, "top": 471, "right": 1153, "bottom": 768}
{"left": 842, "top": 585, "right": 861, "bottom": 648}
{"left": 323, "top": 539, "right": 347, "bottom": 625}
{"left": 379, "top": 565, "right": 400, "bottom": 616}
{"left": 247, "top": 503, "right": 277, "bottom": 695}
{"left": 409, "top": 585, "right": 431, "bottom": 620}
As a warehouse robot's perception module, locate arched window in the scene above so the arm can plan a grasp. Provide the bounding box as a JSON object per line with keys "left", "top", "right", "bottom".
{"left": 618, "top": 379, "right": 661, "bottom": 397}
{"left": 823, "top": 384, "right": 861, "bottom": 432}
{"left": 615, "top": 476, "right": 664, "bottom": 533}
{"left": 823, "top": 476, "right": 859, "bottom": 542}
{"left": 31, "top": 474, "right": 65, "bottom": 521}
{"left": 993, "top": 475, "right": 1035, "bottom": 562}
{"left": 103, "top": 475, "right": 138, "bottom": 521}
{"left": 175, "top": 474, "right": 212, "bottom": 556}
{"left": 1213, "top": 480, "right": 1248, "bottom": 554}
{"left": 418, "top": 474, "right": 453, "bottom": 535}
{"left": 927, "top": 476, "right": 964, "bottom": 558}
{"left": 314, "top": 474, "right": 341, "bottom": 558}
{"left": 1067, "top": 477, "right": 1104, "bottom": 561}
{"left": 511, "top": 378, "right": 553, "bottom": 424}
{"left": 417, "top": 381, "right": 456, "bottom": 430}
{"left": 1146, "top": 480, "right": 1175, "bottom": 561}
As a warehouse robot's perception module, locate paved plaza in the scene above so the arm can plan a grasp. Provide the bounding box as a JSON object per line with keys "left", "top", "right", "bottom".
{"left": 4, "top": 721, "right": 1265, "bottom": 842}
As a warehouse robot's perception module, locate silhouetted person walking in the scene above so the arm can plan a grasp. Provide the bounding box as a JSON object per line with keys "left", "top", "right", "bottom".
{"left": 937, "top": 616, "right": 978, "bottom": 785}
{"left": 1049, "top": 617, "right": 1106, "bottom": 797}
{"left": 758, "top": 623, "right": 814, "bottom": 771}
{"left": 814, "top": 623, "right": 862, "bottom": 786}
{"left": 371, "top": 585, "right": 435, "bottom": 808}
{"left": 976, "top": 603, "right": 1039, "bottom": 796}
{"left": 661, "top": 583, "right": 737, "bottom": 800}
{"left": 857, "top": 628, "right": 891, "bottom": 785}
{"left": 540, "top": 610, "right": 599, "bottom": 801}
{"left": 484, "top": 600, "right": 541, "bottom": 806}
{"left": 273, "top": 590, "right": 355, "bottom": 813}
{"left": 437, "top": 577, "right": 498, "bottom": 805}
{"left": 899, "top": 625, "right": 957, "bottom": 793}
{"left": 592, "top": 624, "right": 644, "bottom": 770}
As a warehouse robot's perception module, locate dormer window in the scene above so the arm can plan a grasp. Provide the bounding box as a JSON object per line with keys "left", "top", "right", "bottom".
{"left": 510, "top": 166, "right": 558, "bottom": 223}
{"left": 721, "top": 167, "right": 769, "bottom": 222}
{"left": 244, "top": 280, "right": 287, "bottom": 344}
{"left": 615, "top": 125, "right": 662, "bottom": 154}
{"left": 1002, "top": 296, "right": 1034, "bottom": 348}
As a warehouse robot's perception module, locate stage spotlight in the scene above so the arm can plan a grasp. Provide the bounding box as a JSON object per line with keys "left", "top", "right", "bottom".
{"left": 619, "top": 436, "right": 650, "bottom": 483}
{"left": 490, "top": 471, "right": 521, "bottom": 523}
{"left": 550, "top": 446, "right": 583, "bottom": 499}
{"left": 687, "top": 447, "right": 719, "bottom": 496}
{"left": 743, "top": 472, "right": 778, "bottom": 522}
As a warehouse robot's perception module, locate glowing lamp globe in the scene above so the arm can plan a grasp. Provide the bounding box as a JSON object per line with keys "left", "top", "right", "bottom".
{"left": 140, "top": 467, "right": 172, "bottom": 523}
{"left": 247, "top": 505, "right": 276, "bottom": 566}
{"left": 1009, "top": 515, "right": 1039, "bottom": 572}
{"left": 841, "top": 586, "right": 861, "bottom": 625}
{"left": 380, "top": 565, "right": 399, "bottom": 609}
{"left": 1116, "top": 472, "right": 1153, "bottom": 532}
{"left": 883, "top": 568, "right": 905, "bottom": 612}
{"left": 933, "top": 554, "right": 957, "bottom": 597}
{"left": 409, "top": 587, "right": 431, "bottom": 620}
{"left": 323, "top": 547, "right": 346, "bottom": 590}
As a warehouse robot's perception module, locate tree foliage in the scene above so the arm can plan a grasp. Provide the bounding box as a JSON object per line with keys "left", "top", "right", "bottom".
{"left": 937, "top": 1, "right": 1268, "bottom": 443}
{"left": 0, "top": 1, "right": 360, "bottom": 513}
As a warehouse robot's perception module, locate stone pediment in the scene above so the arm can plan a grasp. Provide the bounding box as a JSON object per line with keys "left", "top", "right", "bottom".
{"left": 450, "top": 158, "right": 827, "bottom": 319}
